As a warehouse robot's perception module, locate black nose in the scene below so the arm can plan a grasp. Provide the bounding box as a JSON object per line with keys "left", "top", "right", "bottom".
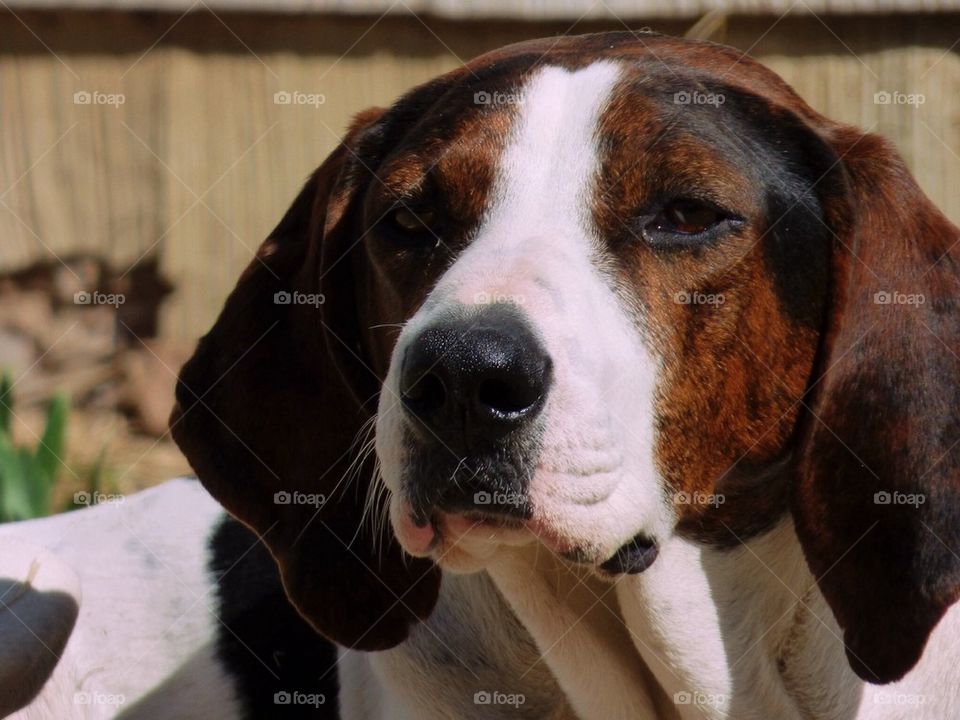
{"left": 399, "top": 305, "right": 552, "bottom": 452}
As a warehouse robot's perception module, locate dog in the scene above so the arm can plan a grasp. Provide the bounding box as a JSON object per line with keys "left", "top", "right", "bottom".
{"left": 4, "top": 30, "right": 959, "bottom": 719}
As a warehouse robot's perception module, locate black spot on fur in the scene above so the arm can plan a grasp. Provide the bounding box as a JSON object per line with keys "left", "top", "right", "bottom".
{"left": 210, "top": 516, "right": 340, "bottom": 719}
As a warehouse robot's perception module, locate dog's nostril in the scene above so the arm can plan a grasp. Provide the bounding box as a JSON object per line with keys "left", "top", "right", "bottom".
{"left": 477, "top": 377, "right": 541, "bottom": 415}
{"left": 403, "top": 372, "right": 446, "bottom": 413}
{"left": 398, "top": 306, "right": 552, "bottom": 450}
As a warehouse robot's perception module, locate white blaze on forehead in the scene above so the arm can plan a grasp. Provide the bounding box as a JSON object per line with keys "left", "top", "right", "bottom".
{"left": 477, "top": 60, "right": 667, "bottom": 554}
{"left": 429, "top": 60, "right": 625, "bottom": 311}
{"left": 484, "top": 61, "right": 622, "bottom": 245}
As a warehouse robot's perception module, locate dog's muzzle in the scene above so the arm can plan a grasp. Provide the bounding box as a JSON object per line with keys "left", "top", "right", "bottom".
{"left": 398, "top": 304, "right": 552, "bottom": 519}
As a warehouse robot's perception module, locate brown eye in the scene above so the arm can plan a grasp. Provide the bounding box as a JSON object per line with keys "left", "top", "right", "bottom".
{"left": 391, "top": 206, "right": 436, "bottom": 234}
{"left": 656, "top": 199, "right": 722, "bottom": 234}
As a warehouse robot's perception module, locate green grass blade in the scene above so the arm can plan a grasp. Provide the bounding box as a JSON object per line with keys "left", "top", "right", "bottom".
{"left": 22, "top": 446, "right": 52, "bottom": 518}
{"left": 34, "top": 394, "right": 68, "bottom": 489}
{"left": 0, "top": 440, "right": 31, "bottom": 521}
{"left": 0, "top": 372, "right": 13, "bottom": 436}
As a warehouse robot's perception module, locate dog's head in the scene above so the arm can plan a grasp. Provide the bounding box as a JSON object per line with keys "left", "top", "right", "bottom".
{"left": 172, "top": 32, "right": 960, "bottom": 684}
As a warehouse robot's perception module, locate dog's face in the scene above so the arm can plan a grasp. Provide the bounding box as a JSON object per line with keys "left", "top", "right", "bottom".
{"left": 174, "top": 32, "right": 960, "bottom": 685}
{"left": 364, "top": 54, "right": 831, "bottom": 575}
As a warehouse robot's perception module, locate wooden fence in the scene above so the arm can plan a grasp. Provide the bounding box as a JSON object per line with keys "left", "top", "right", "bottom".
{"left": 1, "top": 10, "right": 958, "bottom": 341}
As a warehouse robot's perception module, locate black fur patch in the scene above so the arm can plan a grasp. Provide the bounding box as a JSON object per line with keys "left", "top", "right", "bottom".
{"left": 209, "top": 516, "right": 340, "bottom": 719}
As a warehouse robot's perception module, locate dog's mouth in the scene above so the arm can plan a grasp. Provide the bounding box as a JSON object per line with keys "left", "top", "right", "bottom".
{"left": 393, "top": 505, "right": 534, "bottom": 559}
{"left": 396, "top": 496, "right": 659, "bottom": 578}
{"left": 413, "top": 508, "right": 528, "bottom": 540}
{"left": 458, "top": 510, "right": 528, "bottom": 530}
{"left": 393, "top": 443, "right": 658, "bottom": 574}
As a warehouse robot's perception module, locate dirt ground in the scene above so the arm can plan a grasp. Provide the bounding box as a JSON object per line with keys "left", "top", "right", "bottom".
{"left": 1, "top": 256, "right": 194, "bottom": 509}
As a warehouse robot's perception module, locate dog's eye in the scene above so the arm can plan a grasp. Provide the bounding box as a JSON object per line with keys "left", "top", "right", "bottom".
{"left": 642, "top": 198, "right": 741, "bottom": 247}
{"left": 654, "top": 199, "right": 722, "bottom": 235}
{"left": 391, "top": 207, "right": 436, "bottom": 235}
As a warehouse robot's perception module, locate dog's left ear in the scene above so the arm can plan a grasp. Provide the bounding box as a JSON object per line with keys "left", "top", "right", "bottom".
{"left": 792, "top": 123, "right": 960, "bottom": 683}
{"left": 171, "top": 108, "right": 441, "bottom": 651}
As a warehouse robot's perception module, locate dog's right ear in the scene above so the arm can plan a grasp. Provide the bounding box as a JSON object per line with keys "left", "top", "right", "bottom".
{"left": 171, "top": 108, "right": 440, "bottom": 651}
{"left": 791, "top": 123, "right": 960, "bottom": 683}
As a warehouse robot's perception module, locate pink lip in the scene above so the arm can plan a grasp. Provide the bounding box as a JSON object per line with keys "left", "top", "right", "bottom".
{"left": 394, "top": 502, "right": 575, "bottom": 558}
{"left": 399, "top": 518, "right": 439, "bottom": 555}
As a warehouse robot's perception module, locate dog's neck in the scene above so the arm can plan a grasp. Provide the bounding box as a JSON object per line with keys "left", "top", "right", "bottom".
{"left": 615, "top": 518, "right": 859, "bottom": 719}
{"left": 488, "top": 517, "right": 960, "bottom": 720}
{"left": 619, "top": 517, "right": 960, "bottom": 720}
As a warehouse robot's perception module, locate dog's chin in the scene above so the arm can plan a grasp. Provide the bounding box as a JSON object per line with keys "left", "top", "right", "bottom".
{"left": 389, "top": 493, "right": 659, "bottom": 579}
{"left": 389, "top": 495, "right": 536, "bottom": 572}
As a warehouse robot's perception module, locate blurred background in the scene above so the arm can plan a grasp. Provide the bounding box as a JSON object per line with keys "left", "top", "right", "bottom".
{"left": 0, "top": 0, "right": 958, "bottom": 516}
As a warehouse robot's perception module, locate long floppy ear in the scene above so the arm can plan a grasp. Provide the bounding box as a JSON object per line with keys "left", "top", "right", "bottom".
{"left": 170, "top": 109, "right": 440, "bottom": 651}
{"left": 792, "top": 124, "right": 960, "bottom": 683}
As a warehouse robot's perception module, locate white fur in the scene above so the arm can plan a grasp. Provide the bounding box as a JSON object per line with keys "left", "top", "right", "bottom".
{"left": 0, "top": 480, "right": 242, "bottom": 719}
{"left": 339, "top": 572, "right": 577, "bottom": 719}
{"left": 616, "top": 519, "right": 960, "bottom": 719}
{"left": 485, "top": 544, "right": 670, "bottom": 720}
